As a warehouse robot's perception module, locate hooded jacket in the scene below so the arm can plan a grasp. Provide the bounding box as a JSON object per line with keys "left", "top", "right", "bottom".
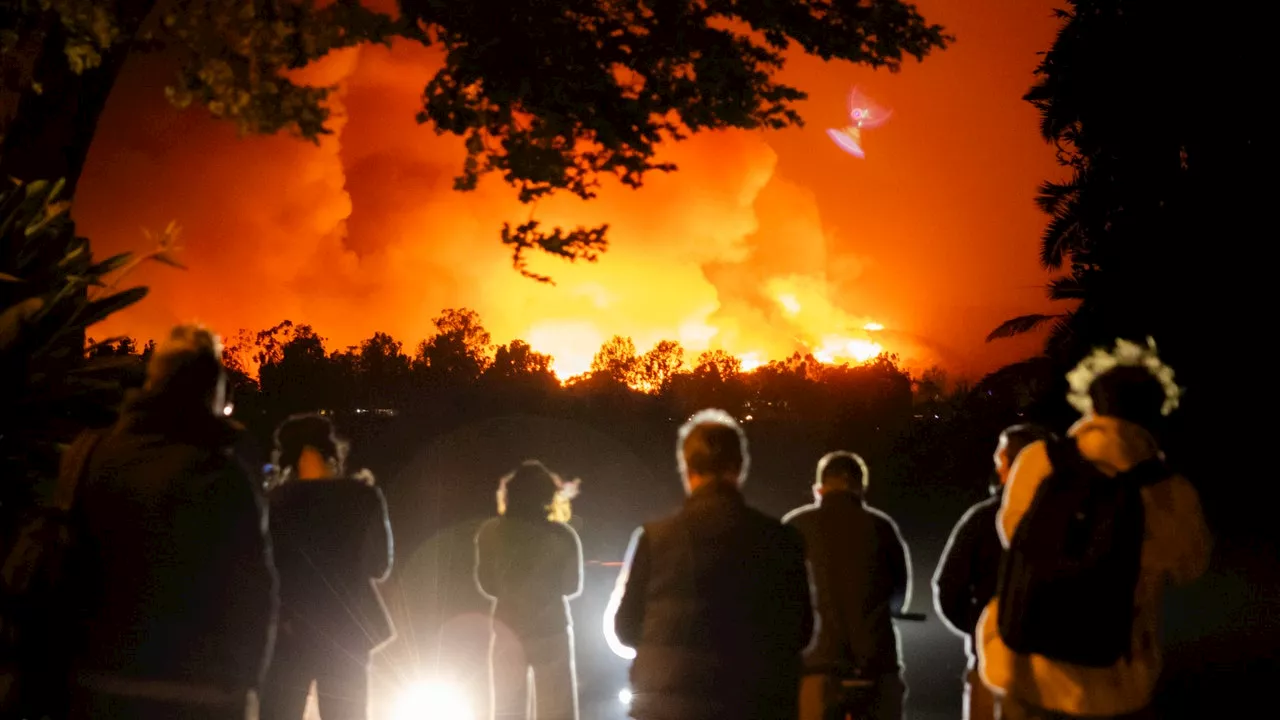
{"left": 978, "top": 415, "right": 1212, "bottom": 716}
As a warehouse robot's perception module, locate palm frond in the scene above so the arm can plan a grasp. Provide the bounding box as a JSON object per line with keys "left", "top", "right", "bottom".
{"left": 1046, "top": 275, "right": 1086, "bottom": 301}
{"left": 1034, "top": 179, "right": 1077, "bottom": 215}
{"left": 986, "top": 314, "right": 1066, "bottom": 342}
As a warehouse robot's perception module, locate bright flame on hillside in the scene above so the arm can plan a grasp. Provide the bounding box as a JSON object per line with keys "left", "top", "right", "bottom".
{"left": 740, "top": 352, "right": 766, "bottom": 372}
{"left": 526, "top": 275, "right": 888, "bottom": 384}
{"left": 813, "top": 336, "right": 884, "bottom": 364}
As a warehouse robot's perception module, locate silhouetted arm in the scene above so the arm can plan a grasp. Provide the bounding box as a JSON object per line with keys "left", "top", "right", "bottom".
{"left": 780, "top": 525, "right": 816, "bottom": 654}
{"left": 608, "top": 527, "right": 650, "bottom": 652}
{"left": 1167, "top": 476, "right": 1213, "bottom": 586}
{"left": 474, "top": 520, "right": 499, "bottom": 601}
{"left": 561, "top": 523, "right": 585, "bottom": 600}
{"left": 361, "top": 485, "right": 393, "bottom": 583}
{"left": 876, "top": 512, "right": 912, "bottom": 615}
{"left": 933, "top": 504, "right": 983, "bottom": 638}
{"left": 220, "top": 460, "right": 279, "bottom": 690}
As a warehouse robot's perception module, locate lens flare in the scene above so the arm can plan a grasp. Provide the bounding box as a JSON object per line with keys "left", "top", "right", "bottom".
{"left": 392, "top": 680, "right": 472, "bottom": 720}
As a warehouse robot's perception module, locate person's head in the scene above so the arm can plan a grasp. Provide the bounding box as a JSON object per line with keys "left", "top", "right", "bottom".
{"left": 143, "top": 324, "right": 227, "bottom": 415}
{"left": 497, "top": 460, "right": 578, "bottom": 523}
{"left": 813, "top": 451, "right": 869, "bottom": 501}
{"left": 993, "top": 424, "right": 1052, "bottom": 485}
{"left": 1066, "top": 336, "right": 1181, "bottom": 431}
{"left": 677, "top": 409, "right": 749, "bottom": 494}
{"left": 272, "top": 413, "right": 348, "bottom": 482}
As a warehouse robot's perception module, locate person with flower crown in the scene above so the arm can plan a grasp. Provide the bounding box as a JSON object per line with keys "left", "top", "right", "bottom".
{"left": 976, "top": 338, "right": 1212, "bottom": 720}
{"left": 475, "top": 460, "right": 584, "bottom": 720}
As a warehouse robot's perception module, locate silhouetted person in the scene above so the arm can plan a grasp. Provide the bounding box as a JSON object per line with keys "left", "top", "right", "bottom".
{"left": 783, "top": 451, "right": 911, "bottom": 720}
{"left": 260, "top": 414, "right": 394, "bottom": 720}
{"left": 67, "top": 324, "right": 277, "bottom": 720}
{"left": 475, "top": 460, "right": 583, "bottom": 720}
{"left": 605, "top": 409, "right": 813, "bottom": 720}
{"left": 934, "top": 425, "right": 1049, "bottom": 720}
{"left": 979, "top": 340, "right": 1212, "bottom": 719}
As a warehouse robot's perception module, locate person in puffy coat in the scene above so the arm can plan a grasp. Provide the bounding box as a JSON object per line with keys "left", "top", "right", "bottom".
{"left": 606, "top": 409, "right": 813, "bottom": 720}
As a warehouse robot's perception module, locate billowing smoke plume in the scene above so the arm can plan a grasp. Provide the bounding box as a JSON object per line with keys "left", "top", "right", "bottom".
{"left": 75, "top": 8, "right": 1063, "bottom": 379}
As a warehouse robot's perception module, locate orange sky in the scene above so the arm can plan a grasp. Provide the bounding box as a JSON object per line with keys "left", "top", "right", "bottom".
{"left": 75, "top": 0, "right": 1063, "bottom": 379}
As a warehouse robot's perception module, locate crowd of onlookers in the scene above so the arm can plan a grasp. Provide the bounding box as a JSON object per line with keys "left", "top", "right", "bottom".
{"left": 0, "top": 324, "right": 1209, "bottom": 720}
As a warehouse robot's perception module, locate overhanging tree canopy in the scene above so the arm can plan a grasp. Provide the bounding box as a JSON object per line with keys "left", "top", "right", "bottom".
{"left": 1, "top": 0, "right": 949, "bottom": 276}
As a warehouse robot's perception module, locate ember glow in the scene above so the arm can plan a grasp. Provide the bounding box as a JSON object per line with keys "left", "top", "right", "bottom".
{"left": 72, "top": 3, "right": 1065, "bottom": 379}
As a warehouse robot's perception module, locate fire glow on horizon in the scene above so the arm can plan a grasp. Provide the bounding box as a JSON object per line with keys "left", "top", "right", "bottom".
{"left": 533, "top": 289, "right": 887, "bottom": 383}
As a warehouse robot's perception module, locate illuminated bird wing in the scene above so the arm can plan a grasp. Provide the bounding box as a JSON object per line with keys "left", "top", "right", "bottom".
{"left": 826, "top": 127, "right": 865, "bottom": 158}
{"left": 847, "top": 86, "right": 893, "bottom": 129}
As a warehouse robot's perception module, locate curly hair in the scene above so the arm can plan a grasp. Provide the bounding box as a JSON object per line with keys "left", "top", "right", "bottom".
{"left": 497, "top": 460, "right": 579, "bottom": 523}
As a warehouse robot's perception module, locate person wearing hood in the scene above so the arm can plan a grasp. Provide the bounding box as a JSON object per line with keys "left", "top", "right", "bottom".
{"left": 977, "top": 339, "right": 1212, "bottom": 719}
{"left": 933, "top": 424, "right": 1049, "bottom": 720}
{"left": 260, "top": 414, "right": 394, "bottom": 720}
{"left": 67, "top": 324, "right": 278, "bottom": 720}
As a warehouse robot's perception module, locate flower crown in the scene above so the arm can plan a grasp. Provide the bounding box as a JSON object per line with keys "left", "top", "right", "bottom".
{"left": 1065, "top": 336, "right": 1182, "bottom": 417}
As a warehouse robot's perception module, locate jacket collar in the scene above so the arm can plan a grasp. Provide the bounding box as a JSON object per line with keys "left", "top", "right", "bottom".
{"left": 817, "top": 488, "right": 863, "bottom": 508}
{"left": 686, "top": 481, "right": 744, "bottom": 507}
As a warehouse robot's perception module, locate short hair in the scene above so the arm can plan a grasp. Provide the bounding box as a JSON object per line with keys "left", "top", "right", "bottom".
{"left": 498, "top": 459, "right": 574, "bottom": 521}
{"left": 145, "top": 324, "right": 224, "bottom": 403}
{"left": 1089, "top": 366, "right": 1166, "bottom": 429}
{"left": 816, "top": 451, "right": 869, "bottom": 494}
{"left": 273, "top": 413, "right": 348, "bottom": 478}
{"left": 677, "top": 409, "right": 749, "bottom": 486}
{"left": 998, "top": 423, "right": 1052, "bottom": 465}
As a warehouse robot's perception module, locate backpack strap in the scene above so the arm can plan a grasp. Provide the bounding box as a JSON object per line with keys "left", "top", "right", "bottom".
{"left": 1041, "top": 433, "right": 1085, "bottom": 474}
{"left": 1117, "top": 456, "right": 1172, "bottom": 488}
{"left": 50, "top": 430, "right": 105, "bottom": 512}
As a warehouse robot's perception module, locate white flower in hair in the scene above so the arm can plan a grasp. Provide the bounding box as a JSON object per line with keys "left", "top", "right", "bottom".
{"left": 1066, "top": 336, "right": 1183, "bottom": 417}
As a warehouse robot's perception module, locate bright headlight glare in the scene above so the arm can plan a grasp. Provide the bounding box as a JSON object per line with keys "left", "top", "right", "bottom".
{"left": 619, "top": 688, "right": 633, "bottom": 705}
{"left": 392, "top": 680, "right": 472, "bottom": 720}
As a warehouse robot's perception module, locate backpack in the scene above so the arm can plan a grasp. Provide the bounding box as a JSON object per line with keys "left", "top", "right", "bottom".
{"left": 0, "top": 430, "right": 103, "bottom": 716}
{"left": 995, "top": 434, "right": 1170, "bottom": 667}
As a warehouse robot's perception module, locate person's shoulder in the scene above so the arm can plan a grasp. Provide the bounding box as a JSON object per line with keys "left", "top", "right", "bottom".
{"left": 960, "top": 495, "right": 1001, "bottom": 524}
{"left": 865, "top": 504, "right": 905, "bottom": 535}
{"left": 781, "top": 503, "right": 818, "bottom": 526}
{"left": 550, "top": 520, "right": 582, "bottom": 543}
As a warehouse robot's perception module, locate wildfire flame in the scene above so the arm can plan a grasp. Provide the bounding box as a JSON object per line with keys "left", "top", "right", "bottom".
{"left": 532, "top": 281, "right": 887, "bottom": 383}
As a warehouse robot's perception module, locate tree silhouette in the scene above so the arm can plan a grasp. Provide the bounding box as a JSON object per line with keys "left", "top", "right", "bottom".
{"left": 487, "top": 339, "right": 555, "bottom": 383}
{"left": 984, "top": 0, "right": 1258, "bottom": 361}
{"left": 637, "top": 340, "right": 685, "bottom": 395}
{"left": 589, "top": 335, "right": 639, "bottom": 388}
{"left": 258, "top": 323, "right": 335, "bottom": 415}
{"left": 2, "top": 0, "right": 949, "bottom": 267}
{"left": 358, "top": 332, "right": 411, "bottom": 409}
{"left": 416, "top": 308, "right": 492, "bottom": 387}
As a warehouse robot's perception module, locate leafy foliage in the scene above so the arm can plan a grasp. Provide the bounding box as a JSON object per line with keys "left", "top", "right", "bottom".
{"left": 0, "top": 178, "right": 172, "bottom": 509}
{"left": 986, "top": 0, "right": 1260, "bottom": 362}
